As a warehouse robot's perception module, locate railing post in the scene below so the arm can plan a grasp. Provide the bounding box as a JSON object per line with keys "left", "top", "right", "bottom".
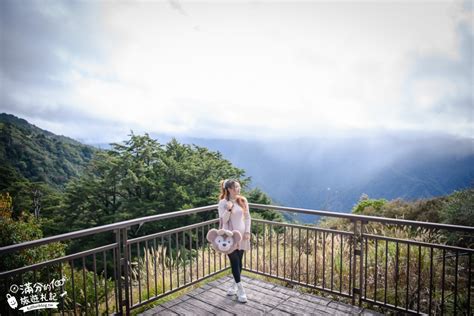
{"left": 122, "top": 228, "right": 131, "bottom": 315}
{"left": 359, "top": 221, "right": 365, "bottom": 307}
{"left": 351, "top": 219, "right": 364, "bottom": 306}
{"left": 114, "top": 229, "right": 123, "bottom": 315}
{"left": 115, "top": 228, "right": 131, "bottom": 315}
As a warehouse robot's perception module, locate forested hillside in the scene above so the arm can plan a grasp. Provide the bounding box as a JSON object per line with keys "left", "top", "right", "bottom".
{"left": 0, "top": 113, "right": 96, "bottom": 187}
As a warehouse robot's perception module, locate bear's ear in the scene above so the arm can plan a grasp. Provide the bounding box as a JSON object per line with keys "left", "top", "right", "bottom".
{"left": 236, "top": 195, "right": 248, "bottom": 205}
{"left": 232, "top": 230, "right": 242, "bottom": 243}
{"left": 206, "top": 229, "right": 219, "bottom": 243}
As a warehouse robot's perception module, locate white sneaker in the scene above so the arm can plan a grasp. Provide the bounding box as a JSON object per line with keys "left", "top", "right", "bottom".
{"left": 227, "top": 282, "right": 237, "bottom": 296}
{"left": 236, "top": 282, "right": 247, "bottom": 303}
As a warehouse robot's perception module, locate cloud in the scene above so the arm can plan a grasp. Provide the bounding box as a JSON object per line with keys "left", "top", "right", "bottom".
{"left": 0, "top": 1, "right": 472, "bottom": 142}
{"left": 0, "top": 1, "right": 104, "bottom": 83}
{"left": 0, "top": 0, "right": 111, "bottom": 127}
{"left": 398, "top": 21, "right": 473, "bottom": 136}
{"left": 168, "top": 0, "right": 189, "bottom": 17}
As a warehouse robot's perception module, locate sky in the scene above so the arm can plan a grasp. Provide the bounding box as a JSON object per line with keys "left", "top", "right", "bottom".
{"left": 0, "top": 0, "right": 473, "bottom": 143}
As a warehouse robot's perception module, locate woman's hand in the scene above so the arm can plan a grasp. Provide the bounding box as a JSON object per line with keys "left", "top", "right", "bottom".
{"left": 243, "top": 232, "right": 250, "bottom": 240}
{"left": 226, "top": 201, "right": 233, "bottom": 212}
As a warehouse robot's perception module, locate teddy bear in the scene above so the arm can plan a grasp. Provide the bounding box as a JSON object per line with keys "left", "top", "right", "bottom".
{"left": 206, "top": 229, "right": 242, "bottom": 254}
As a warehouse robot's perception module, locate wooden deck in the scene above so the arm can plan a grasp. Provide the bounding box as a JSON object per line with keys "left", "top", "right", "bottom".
{"left": 139, "top": 275, "right": 382, "bottom": 315}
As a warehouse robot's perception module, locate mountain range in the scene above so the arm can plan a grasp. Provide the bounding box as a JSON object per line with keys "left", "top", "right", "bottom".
{"left": 1, "top": 113, "right": 472, "bottom": 223}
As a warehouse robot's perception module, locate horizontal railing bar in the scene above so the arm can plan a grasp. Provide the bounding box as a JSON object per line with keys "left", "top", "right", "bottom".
{"left": 127, "top": 219, "right": 219, "bottom": 244}
{"left": 4, "top": 203, "right": 472, "bottom": 257}
{"left": 130, "top": 267, "right": 231, "bottom": 310}
{"left": 249, "top": 203, "right": 474, "bottom": 232}
{"left": 0, "top": 204, "right": 218, "bottom": 255}
{"left": 362, "top": 297, "right": 425, "bottom": 315}
{"left": 364, "top": 233, "right": 474, "bottom": 253}
{"left": 0, "top": 243, "right": 117, "bottom": 278}
{"left": 253, "top": 218, "right": 354, "bottom": 236}
{"left": 243, "top": 268, "right": 353, "bottom": 299}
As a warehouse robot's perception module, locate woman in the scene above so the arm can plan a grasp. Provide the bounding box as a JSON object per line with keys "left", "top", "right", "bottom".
{"left": 218, "top": 179, "right": 251, "bottom": 303}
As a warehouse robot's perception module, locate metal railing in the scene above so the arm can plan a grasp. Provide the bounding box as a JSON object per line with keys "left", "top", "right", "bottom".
{"left": 248, "top": 204, "right": 473, "bottom": 315}
{"left": 1, "top": 203, "right": 472, "bottom": 315}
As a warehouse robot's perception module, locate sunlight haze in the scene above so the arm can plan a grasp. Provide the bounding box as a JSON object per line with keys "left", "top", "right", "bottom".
{"left": 1, "top": 0, "right": 472, "bottom": 142}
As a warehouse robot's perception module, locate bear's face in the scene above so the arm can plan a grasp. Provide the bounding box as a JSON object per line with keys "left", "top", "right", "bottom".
{"left": 215, "top": 234, "right": 235, "bottom": 252}
{"left": 206, "top": 229, "right": 242, "bottom": 254}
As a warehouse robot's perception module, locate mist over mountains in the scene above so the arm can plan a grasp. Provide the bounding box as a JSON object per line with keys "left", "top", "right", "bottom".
{"left": 89, "top": 131, "right": 474, "bottom": 222}
{"left": 1, "top": 112, "right": 472, "bottom": 223}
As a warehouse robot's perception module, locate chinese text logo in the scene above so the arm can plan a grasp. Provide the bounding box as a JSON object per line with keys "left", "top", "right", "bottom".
{"left": 6, "top": 278, "right": 67, "bottom": 312}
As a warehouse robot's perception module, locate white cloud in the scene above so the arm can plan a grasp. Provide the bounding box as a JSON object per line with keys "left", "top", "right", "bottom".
{"left": 1, "top": 0, "right": 472, "bottom": 141}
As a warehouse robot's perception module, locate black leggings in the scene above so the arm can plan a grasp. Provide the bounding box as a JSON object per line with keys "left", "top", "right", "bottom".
{"left": 228, "top": 249, "right": 244, "bottom": 283}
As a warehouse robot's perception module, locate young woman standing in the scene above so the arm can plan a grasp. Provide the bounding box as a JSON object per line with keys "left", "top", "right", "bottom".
{"left": 218, "top": 179, "right": 251, "bottom": 303}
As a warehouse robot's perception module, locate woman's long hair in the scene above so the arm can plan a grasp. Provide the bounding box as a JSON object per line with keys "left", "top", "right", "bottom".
{"left": 219, "top": 179, "right": 247, "bottom": 213}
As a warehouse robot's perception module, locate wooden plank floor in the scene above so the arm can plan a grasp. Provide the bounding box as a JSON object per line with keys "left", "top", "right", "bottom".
{"left": 139, "top": 275, "right": 382, "bottom": 315}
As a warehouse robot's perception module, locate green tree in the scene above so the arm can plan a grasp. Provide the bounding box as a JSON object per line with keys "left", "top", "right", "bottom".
{"left": 440, "top": 189, "right": 474, "bottom": 247}
{"left": 0, "top": 165, "right": 65, "bottom": 231}
{"left": 61, "top": 134, "right": 249, "bottom": 241}
{"left": 352, "top": 195, "right": 387, "bottom": 215}
{"left": 441, "top": 189, "right": 474, "bottom": 226}
{"left": 0, "top": 193, "right": 65, "bottom": 271}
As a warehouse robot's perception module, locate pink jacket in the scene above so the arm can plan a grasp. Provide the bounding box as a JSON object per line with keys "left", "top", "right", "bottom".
{"left": 218, "top": 198, "right": 251, "bottom": 251}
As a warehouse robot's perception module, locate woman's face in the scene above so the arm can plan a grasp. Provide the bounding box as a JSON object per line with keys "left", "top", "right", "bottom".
{"left": 229, "top": 182, "right": 241, "bottom": 196}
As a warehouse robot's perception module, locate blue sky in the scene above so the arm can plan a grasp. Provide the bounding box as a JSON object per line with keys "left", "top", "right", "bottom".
{"left": 0, "top": 0, "right": 472, "bottom": 143}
